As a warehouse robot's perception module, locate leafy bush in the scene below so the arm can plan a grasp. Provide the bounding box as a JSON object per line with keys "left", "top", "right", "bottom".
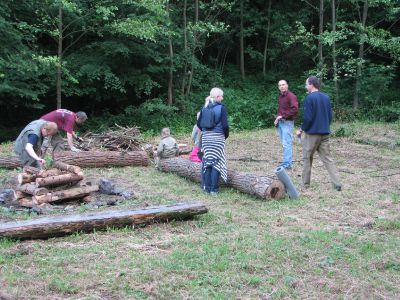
{"left": 332, "top": 124, "right": 355, "bottom": 138}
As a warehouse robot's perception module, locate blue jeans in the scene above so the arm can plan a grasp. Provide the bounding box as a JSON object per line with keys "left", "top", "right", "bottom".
{"left": 278, "top": 119, "right": 294, "bottom": 168}
{"left": 203, "top": 166, "right": 220, "bottom": 193}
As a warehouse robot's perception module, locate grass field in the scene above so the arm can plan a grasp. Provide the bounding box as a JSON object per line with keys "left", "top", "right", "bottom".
{"left": 1, "top": 122, "right": 399, "bottom": 299}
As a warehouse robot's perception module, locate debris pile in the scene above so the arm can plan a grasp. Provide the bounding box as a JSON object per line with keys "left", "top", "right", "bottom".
{"left": 14, "top": 161, "right": 98, "bottom": 208}
{"left": 77, "top": 124, "right": 143, "bottom": 151}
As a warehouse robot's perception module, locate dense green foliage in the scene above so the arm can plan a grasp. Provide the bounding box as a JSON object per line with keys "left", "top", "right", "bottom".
{"left": 0, "top": 0, "right": 399, "bottom": 139}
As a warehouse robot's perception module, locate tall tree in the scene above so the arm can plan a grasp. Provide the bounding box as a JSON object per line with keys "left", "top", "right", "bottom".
{"left": 262, "top": 0, "right": 272, "bottom": 76}
{"left": 239, "top": 0, "right": 246, "bottom": 79}
{"left": 353, "top": 0, "right": 368, "bottom": 110}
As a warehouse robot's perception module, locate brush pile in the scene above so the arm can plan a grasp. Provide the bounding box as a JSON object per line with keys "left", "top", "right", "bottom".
{"left": 76, "top": 124, "right": 143, "bottom": 151}
{"left": 14, "top": 161, "right": 98, "bottom": 208}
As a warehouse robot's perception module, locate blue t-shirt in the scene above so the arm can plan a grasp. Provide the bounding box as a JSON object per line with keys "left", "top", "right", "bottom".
{"left": 27, "top": 134, "right": 39, "bottom": 145}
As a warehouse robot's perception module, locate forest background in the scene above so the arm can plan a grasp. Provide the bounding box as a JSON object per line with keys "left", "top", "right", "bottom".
{"left": 0, "top": 0, "right": 399, "bottom": 141}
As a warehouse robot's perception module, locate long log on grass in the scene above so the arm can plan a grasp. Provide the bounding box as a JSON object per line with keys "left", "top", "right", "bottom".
{"left": 33, "top": 185, "right": 99, "bottom": 204}
{"left": 54, "top": 150, "right": 149, "bottom": 167}
{"left": 0, "top": 202, "right": 208, "bottom": 239}
{"left": 157, "top": 157, "right": 286, "bottom": 200}
{"left": 0, "top": 157, "right": 21, "bottom": 169}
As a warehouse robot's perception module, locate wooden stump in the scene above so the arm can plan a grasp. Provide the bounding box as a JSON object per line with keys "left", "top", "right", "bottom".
{"left": 0, "top": 202, "right": 208, "bottom": 239}
{"left": 157, "top": 157, "right": 286, "bottom": 200}
{"left": 54, "top": 151, "right": 149, "bottom": 167}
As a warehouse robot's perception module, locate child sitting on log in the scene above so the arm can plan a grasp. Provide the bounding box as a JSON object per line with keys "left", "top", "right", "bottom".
{"left": 153, "top": 128, "right": 179, "bottom": 159}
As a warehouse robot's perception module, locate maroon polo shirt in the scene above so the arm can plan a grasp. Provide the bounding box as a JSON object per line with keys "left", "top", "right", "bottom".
{"left": 278, "top": 90, "right": 298, "bottom": 120}
{"left": 41, "top": 109, "right": 76, "bottom": 134}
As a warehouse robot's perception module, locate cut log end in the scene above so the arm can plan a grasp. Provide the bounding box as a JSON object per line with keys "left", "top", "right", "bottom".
{"left": 266, "top": 181, "right": 286, "bottom": 199}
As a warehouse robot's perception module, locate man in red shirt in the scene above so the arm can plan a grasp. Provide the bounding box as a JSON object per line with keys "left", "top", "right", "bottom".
{"left": 273, "top": 80, "right": 298, "bottom": 169}
{"left": 41, "top": 109, "right": 87, "bottom": 153}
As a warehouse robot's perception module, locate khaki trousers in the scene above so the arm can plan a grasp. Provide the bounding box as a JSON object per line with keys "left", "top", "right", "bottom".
{"left": 302, "top": 133, "right": 341, "bottom": 187}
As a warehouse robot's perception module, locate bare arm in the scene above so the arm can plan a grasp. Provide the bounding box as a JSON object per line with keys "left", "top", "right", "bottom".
{"left": 25, "top": 143, "right": 45, "bottom": 165}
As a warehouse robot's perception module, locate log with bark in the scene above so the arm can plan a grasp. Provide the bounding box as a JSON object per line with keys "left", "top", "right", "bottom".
{"left": 52, "top": 161, "right": 83, "bottom": 176}
{"left": 16, "top": 184, "right": 49, "bottom": 196}
{"left": 54, "top": 150, "right": 149, "bottom": 167}
{"left": 0, "top": 157, "right": 21, "bottom": 169}
{"left": 157, "top": 157, "right": 286, "bottom": 200}
{"left": 0, "top": 202, "right": 208, "bottom": 239}
{"left": 33, "top": 185, "right": 99, "bottom": 204}
{"left": 17, "top": 169, "right": 65, "bottom": 185}
{"left": 35, "top": 173, "right": 84, "bottom": 187}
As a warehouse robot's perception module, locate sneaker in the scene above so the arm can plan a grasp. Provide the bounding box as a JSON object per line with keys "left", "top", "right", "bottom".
{"left": 334, "top": 184, "right": 342, "bottom": 191}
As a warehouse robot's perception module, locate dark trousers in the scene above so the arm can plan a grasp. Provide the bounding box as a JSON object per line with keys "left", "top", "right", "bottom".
{"left": 203, "top": 166, "right": 220, "bottom": 193}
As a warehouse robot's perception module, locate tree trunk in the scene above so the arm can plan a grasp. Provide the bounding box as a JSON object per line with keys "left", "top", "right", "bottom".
{"left": 185, "top": 0, "right": 199, "bottom": 97}
{"left": 33, "top": 185, "right": 99, "bottom": 204}
{"left": 262, "top": 0, "right": 272, "bottom": 76}
{"left": 318, "top": 0, "right": 324, "bottom": 71}
{"left": 0, "top": 202, "right": 208, "bottom": 239}
{"left": 0, "top": 157, "right": 21, "bottom": 169}
{"left": 353, "top": 0, "right": 368, "bottom": 110}
{"left": 332, "top": 0, "right": 339, "bottom": 104}
{"left": 56, "top": 3, "right": 63, "bottom": 109}
{"left": 181, "top": 0, "right": 188, "bottom": 97}
{"left": 53, "top": 151, "right": 149, "bottom": 167}
{"left": 35, "top": 173, "right": 84, "bottom": 187}
{"left": 157, "top": 157, "right": 286, "bottom": 200}
{"left": 167, "top": 1, "right": 174, "bottom": 105}
{"left": 239, "top": 0, "right": 245, "bottom": 80}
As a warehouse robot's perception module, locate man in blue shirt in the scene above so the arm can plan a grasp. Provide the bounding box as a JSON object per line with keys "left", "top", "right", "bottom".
{"left": 296, "top": 76, "right": 342, "bottom": 191}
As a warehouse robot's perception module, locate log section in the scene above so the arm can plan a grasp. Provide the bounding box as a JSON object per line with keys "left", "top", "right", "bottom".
{"left": 35, "top": 173, "right": 84, "bottom": 187}
{"left": 0, "top": 202, "right": 208, "bottom": 239}
{"left": 0, "top": 157, "right": 21, "bottom": 169}
{"left": 54, "top": 151, "right": 149, "bottom": 167}
{"left": 16, "top": 184, "right": 49, "bottom": 196}
{"left": 33, "top": 185, "right": 99, "bottom": 204}
{"left": 158, "top": 157, "right": 286, "bottom": 200}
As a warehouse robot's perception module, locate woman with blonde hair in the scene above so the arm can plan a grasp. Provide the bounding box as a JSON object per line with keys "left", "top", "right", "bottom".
{"left": 197, "top": 87, "right": 229, "bottom": 195}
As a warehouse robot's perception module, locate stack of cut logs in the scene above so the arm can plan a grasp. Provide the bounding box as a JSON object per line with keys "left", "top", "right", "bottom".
{"left": 15, "top": 161, "right": 99, "bottom": 208}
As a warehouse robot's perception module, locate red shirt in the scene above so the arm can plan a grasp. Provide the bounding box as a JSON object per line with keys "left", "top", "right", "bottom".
{"left": 278, "top": 91, "right": 298, "bottom": 120}
{"left": 41, "top": 109, "right": 76, "bottom": 134}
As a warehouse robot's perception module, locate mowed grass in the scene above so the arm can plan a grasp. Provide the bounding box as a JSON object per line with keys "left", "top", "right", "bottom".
{"left": 1, "top": 121, "right": 400, "bottom": 299}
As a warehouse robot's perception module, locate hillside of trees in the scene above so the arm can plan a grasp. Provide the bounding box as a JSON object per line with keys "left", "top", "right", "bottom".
{"left": 0, "top": 0, "right": 399, "bottom": 140}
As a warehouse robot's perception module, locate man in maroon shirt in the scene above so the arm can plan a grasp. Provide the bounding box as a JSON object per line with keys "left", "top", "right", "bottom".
{"left": 273, "top": 80, "right": 298, "bottom": 169}
{"left": 41, "top": 109, "right": 87, "bottom": 153}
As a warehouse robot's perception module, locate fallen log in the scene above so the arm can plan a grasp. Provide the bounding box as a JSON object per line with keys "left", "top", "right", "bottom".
{"left": 157, "top": 157, "right": 286, "bottom": 200}
{"left": 0, "top": 157, "right": 21, "bottom": 169}
{"left": 33, "top": 185, "right": 99, "bottom": 204}
{"left": 35, "top": 173, "right": 84, "bottom": 187}
{"left": 54, "top": 150, "right": 149, "bottom": 167}
{"left": 16, "top": 184, "right": 48, "bottom": 196}
{"left": 0, "top": 202, "right": 208, "bottom": 239}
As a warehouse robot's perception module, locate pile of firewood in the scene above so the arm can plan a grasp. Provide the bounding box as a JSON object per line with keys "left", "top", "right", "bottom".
{"left": 76, "top": 124, "right": 143, "bottom": 151}
{"left": 14, "top": 161, "right": 98, "bottom": 208}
